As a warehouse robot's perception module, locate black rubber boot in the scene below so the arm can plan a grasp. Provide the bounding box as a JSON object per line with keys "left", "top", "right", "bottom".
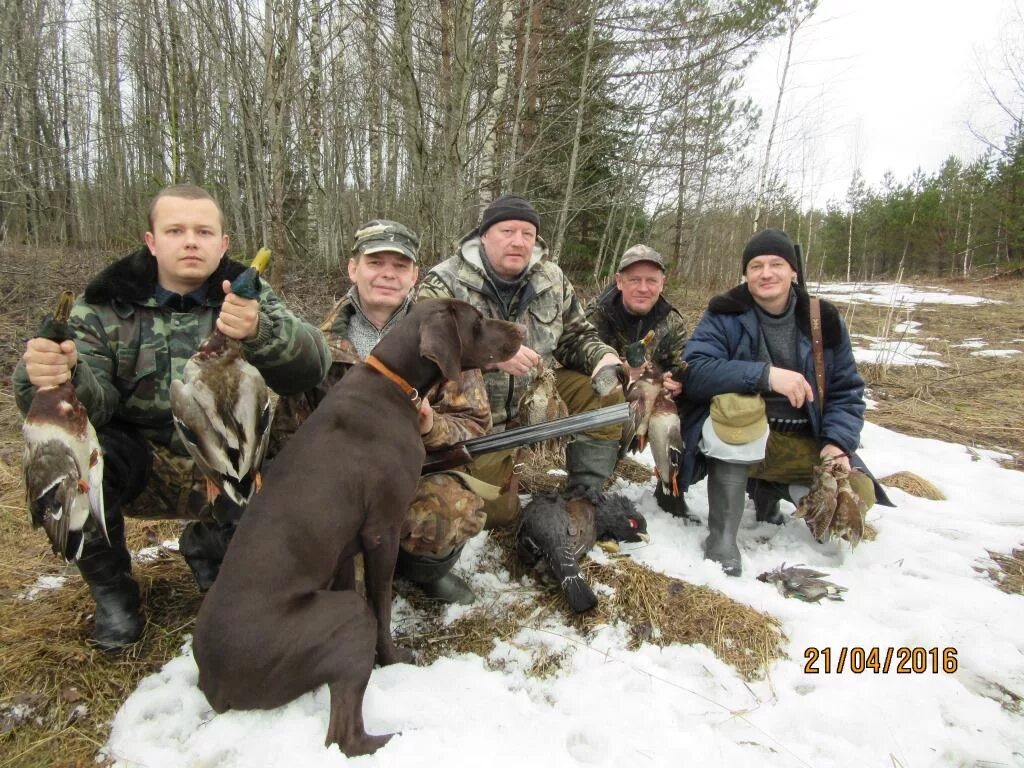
{"left": 704, "top": 459, "right": 748, "bottom": 577}
{"left": 77, "top": 515, "right": 143, "bottom": 651}
{"left": 179, "top": 520, "right": 235, "bottom": 592}
{"left": 654, "top": 482, "right": 699, "bottom": 524}
{"left": 397, "top": 547, "right": 475, "bottom": 605}
{"left": 179, "top": 496, "right": 243, "bottom": 592}
{"left": 749, "top": 479, "right": 788, "bottom": 526}
{"left": 564, "top": 436, "right": 620, "bottom": 494}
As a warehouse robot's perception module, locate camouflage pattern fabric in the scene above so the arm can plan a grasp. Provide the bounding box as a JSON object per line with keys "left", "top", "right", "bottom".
{"left": 416, "top": 235, "right": 617, "bottom": 430}
{"left": 119, "top": 442, "right": 211, "bottom": 520}
{"left": 400, "top": 473, "right": 487, "bottom": 558}
{"left": 269, "top": 290, "right": 492, "bottom": 456}
{"left": 750, "top": 432, "right": 876, "bottom": 509}
{"left": 14, "top": 248, "right": 330, "bottom": 460}
{"left": 585, "top": 291, "right": 688, "bottom": 375}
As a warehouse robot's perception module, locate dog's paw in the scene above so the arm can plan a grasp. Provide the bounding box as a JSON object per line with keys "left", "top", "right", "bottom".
{"left": 377, "top": 644, "right": 416, "bottom": 666}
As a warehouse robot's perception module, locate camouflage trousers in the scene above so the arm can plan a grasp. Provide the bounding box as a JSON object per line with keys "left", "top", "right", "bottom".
{"left": 401, "top": 473, "right": 487, "bottom": 558}
{"left": 464, "top": 369, "right": 626, "bottom": 529}
{"left": 749, "top": 432, "right": 877, "bottom": 510}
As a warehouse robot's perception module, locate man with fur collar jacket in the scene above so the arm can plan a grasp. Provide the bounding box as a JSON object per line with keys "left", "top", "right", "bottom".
{"left": 680, "top": 229, "right": 891, "bottom": 577}
{"left": 14, "top": 184, "right": 330, "bottom": 650}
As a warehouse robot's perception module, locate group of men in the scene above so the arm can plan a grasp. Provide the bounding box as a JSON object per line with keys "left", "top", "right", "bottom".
{"left": 15, "top": 184, "right": 884, "bottom": 651}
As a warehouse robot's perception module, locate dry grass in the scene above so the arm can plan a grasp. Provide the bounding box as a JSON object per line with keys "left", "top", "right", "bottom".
{"left": 834, "top": 278, "right": 1024, "bottom": 472}
{"left": 402, "top": 529, "right": 785, "bottom": 682}
{"left": 877, "top": 471, "right": 947, "bottom": 500}
{"left": 978, "top": 547, "right": 1024, "bottom": 596}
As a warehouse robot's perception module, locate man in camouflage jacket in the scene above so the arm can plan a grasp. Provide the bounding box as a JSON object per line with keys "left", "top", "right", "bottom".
{"left": 14, "top": 185, "right": 330, "bottom": 649}
{"left": 585, "top": 244, "right": 690, "bottom": 518}
{"left": 270, "top": 220, "right": 497, "bottom": 605}
{"left": 417, "top": 196, "right": 622, "bottom": 526}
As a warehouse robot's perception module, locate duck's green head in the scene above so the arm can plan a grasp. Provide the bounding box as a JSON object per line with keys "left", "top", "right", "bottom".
{"left": 37, "top": 290, "right": 75, "bottom": 343}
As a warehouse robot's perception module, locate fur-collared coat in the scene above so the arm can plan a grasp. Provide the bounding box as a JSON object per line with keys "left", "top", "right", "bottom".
{"left": 14, "top": 246, "right": 330, "bottom": 455}
{"left": 680, "top": 283, "right": 888, "bottom": 503}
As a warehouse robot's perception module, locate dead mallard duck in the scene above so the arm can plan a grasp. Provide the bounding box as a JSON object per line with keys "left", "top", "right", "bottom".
{"left": 170, "top": 248, "right": 273, "bottom": 508}
{"left": 22, "top": 291, "right": 108, "bottom": 561}
{"left": 757, "top": 563, "right": 847, "bottom": 602}
{"left": 618, "top": 332, "right": 687, "bottom": 501}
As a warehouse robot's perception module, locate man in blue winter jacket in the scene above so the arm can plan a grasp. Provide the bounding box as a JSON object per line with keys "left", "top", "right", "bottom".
{"left": 680, "top": 229, "right": 890, "bottom": 577}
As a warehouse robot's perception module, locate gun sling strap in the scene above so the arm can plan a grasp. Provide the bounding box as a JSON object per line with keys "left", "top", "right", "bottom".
{"left": 809, "top": 296, "right": 825, "bottom": 415}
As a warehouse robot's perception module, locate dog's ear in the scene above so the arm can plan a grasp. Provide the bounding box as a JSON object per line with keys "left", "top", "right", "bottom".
{"left": 419, "top": 302, "right": 463, "bottom": 381}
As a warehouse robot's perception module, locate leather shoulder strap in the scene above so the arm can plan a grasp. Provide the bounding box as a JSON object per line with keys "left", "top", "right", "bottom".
{"left": 809, "top": 297, "right": 825, "bottom": 415}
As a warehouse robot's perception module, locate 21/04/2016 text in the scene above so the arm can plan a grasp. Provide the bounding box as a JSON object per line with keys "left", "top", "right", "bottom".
{"left": 803, "top": 646, "right": 958, "bottom": 674}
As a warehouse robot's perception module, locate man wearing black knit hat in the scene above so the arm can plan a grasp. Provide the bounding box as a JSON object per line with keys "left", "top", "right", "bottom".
{"left": 676, "top": 228, "right": 892, "bottom": 577}
{"left": 418, "top": 195, "right": 622, "bottom": 527}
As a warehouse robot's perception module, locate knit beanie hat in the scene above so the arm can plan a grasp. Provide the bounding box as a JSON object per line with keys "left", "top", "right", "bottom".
{"left": 742, "top": 229, "right": 797, "bottom": 273}
{"left": 478, "top": 195, "right": 541, "bottom": 235}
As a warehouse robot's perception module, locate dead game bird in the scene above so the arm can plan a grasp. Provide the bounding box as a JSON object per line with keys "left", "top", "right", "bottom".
{"left": 831, "top": 463, "right": 867, "bottom": 547}
{"left": 22, "top": 291, "right": 108, "bottom": 561}
{"left": 618, "top": 331, "right": 686, "bottom": 500}
{"left": 170, "top": 248, "right": 273, "bottom": 508}
{"left": 513, "top": 362, "right": 569, "bottom": 462}
{"left": 757, "top": 563, "right": 847, "bottom": 603}
{"left": 793, "top": 461, "right": 839, "bottom": 543}
{"left": 517, "top": 489, "right": 648, "bottom": 613}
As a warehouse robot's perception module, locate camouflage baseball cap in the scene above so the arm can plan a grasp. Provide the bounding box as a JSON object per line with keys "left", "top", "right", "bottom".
{"left": 352, "top": 219, "right": 419, "bottom": 262}
{"left": 618, "top": 244, "right": 666, "bottom": 272}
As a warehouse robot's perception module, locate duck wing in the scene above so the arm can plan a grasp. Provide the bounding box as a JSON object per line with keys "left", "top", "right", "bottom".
{"left": 22, "top": 412, "right": 106, "bottom": 561}
{"left": 170, "top": 350, "right": 271, "bottom": 507}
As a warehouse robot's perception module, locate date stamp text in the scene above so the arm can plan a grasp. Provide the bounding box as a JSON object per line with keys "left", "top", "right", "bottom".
{"left": 803, "top": 646, "right": 958, "bottom": 674}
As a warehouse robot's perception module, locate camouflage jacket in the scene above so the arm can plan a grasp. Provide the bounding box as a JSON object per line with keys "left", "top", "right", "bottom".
{"left": 14, "top": 247, "right": 331, "bottom": 455}
{"left": 585, "top": 283, "right": 688, "bottom": 373}
{"left": 416, "top": 235, "right": 616, "bottom": 429}
{"left": 268, "top": 288, "right": 492, "bottom": 456}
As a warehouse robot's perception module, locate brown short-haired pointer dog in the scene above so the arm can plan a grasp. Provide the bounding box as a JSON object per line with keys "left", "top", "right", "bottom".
{"left": 192, "top": 299, "right": 523, "bottom": 756}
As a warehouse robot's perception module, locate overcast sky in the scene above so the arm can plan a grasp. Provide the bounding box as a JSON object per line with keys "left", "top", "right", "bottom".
{"left": 744, "top": 0, "right": 1022, "bottom": 208}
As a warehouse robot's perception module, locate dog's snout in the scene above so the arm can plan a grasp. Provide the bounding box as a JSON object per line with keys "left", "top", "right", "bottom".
{"left": 513, "top": 323, "right": 527, "bottom": 341}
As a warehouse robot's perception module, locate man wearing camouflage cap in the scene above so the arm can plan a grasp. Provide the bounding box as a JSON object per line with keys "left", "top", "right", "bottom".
{"left": 586, "top": 244, "right": 690, "bottom": 517}
{"left": 417, "top": 196, "right": 623, "bottom": 525}
{"left": 14, "top": 184, "right": 331, "bottom": 650}
{"left": 271, "top": 219, "right": 496, "bottom": 605}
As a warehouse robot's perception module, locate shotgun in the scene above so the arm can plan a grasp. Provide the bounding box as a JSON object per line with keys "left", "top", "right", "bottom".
{"left": 422, "top": 402, "right": 632, "bottom": 475}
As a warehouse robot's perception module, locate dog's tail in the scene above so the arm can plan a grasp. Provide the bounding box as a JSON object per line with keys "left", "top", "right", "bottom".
{"left": 548, "top": 546, "right": 598, "bottom": 613}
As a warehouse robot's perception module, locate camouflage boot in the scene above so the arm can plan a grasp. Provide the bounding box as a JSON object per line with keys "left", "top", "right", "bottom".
{"left": 397, "top": 546, "right": 475, "bottom": 605}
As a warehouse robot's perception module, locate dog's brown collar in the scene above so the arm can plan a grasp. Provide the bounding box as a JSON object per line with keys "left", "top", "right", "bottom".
{"left": 365, "top": 355, "right": 420, "bottom": 408}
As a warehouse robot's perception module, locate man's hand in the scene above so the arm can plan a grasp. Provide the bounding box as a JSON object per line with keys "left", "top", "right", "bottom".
{"left": 218, "top": 280, "right": 260, "bottom": 340}
{"left": 820, "top": 443, "right": 851, "bottom": 472}
{"left": 23, "top": 338, "right": 78, "bottom": 388}
{"left": 491, "top": 344, "right": 541, "bottom": 377}
{"left": 661, "top": 371, "right": 682, "bottom": 396}
{"left": 768, "top": 366, "right": 814, "bottom": 408}
{"left": 418, "top": 397, "right": 435, "bottom": 435}
{"left": 590, "top": 352, "right": 622, "bottom": 380}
